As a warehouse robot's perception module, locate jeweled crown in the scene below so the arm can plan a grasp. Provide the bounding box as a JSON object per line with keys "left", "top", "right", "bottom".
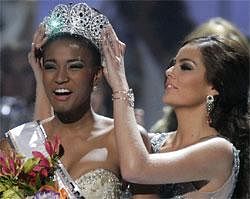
{"left": 42, "top": 3, "right": 109, "bottom": 50}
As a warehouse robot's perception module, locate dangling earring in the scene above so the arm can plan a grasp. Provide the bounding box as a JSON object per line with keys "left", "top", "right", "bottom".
{"left": 206, "top": 95, "right": 214, "bottom": 124}
{"left": 93, "top": 85, "right": 98, "bottom": 92}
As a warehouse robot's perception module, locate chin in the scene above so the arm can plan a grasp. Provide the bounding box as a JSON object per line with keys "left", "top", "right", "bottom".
{"left": 162, "top": 94, "right": 171, "bottom": 104}
{"left": 51, "top": 99, "right": 73, "bottom": 111}
{"left": 162, "top": 96, "right": 178, "bottom": 107}
{"left": 53, "top": 106, "right": 71, "bottom": 114}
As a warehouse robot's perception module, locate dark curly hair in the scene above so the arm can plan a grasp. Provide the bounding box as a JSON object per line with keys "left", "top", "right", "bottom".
{"left": 183, "top": 36, "right": 249, "bottom": 198}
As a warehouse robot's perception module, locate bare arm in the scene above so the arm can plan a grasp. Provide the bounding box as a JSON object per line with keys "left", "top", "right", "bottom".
{"left": 101, "top": 25, "right": 233, "bottom": 185}
{"left": 127, "top": 126, "right": 159, "bottom": 197}
{"left": 28, "top": 25, "right": 53, "bottom": 120}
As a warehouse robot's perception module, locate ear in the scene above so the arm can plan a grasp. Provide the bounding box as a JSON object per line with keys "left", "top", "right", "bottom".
{"left": 93, "top": 67, "right": 103, "bottom": 86}
{"left": 207, "top": 85, "right": 219, "bottom": 96}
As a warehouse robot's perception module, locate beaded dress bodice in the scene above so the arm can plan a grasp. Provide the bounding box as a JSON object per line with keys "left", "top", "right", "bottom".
{"left": 151, "top": 132, "right": 240, "bottom": 199}
{"left": 75, "top": 169, "right": 122, "bottom": 199}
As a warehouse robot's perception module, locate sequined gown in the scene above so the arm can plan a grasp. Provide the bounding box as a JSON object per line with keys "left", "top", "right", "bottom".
{"left": 150, "top": 132, "right": 239, "bottom": 199}
{"left": 75, "top": 169, "right": 122, "bottom": 198}
{"left": 5, "top": 121, "right": 123, "bottom": 199}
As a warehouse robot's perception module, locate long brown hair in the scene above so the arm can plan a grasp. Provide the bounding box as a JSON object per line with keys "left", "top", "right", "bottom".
{"left": 183, "top": 36, "right": 249, "bottom": 198}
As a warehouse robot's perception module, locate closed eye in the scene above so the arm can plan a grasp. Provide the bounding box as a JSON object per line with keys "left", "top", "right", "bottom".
{"left": 180, "top": 63, "right": 192, "bottom": 70}
{"left": 69, "top": 63, "right": 84, "bottom": 69}
{"left": 68, "top": 61, "right": 85, "bottom": 70}
{"left": 43, "top": 62, "right": 56, "bottom": 70}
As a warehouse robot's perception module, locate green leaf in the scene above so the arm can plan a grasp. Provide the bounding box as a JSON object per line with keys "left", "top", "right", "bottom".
{"left": 0, "top": 182, "right": 8, "bottom": 192}
{"left": 19, "top": 181, "right": 36, "bottom": 196}
{"left": 2, "top": 186, "right": 23, "bottom": 199}
{"left": 22, "top": 158, "right": 40, "bottom": 173}
{"left": 35, "top": 174, "right": 41, "bottom": 189}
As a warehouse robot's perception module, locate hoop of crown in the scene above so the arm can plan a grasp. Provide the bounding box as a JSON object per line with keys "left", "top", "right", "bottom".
{"left": 42, "top": 3, "right": 109, "bottom": 49}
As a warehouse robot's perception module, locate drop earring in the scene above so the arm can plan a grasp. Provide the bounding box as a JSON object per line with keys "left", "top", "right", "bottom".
{"left": 206, "top": 95, "right": 214, "bottom": 124}
{"left": 93, "top": 85, "right": 98, "bottom": 92}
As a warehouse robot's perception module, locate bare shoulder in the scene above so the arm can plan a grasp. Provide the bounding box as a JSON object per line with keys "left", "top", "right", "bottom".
{"left": 94, "top": 114, "right": 114, "bottom": 127}
{"left": 194, "top": 137, "right": 235, "bottom": 188}
{"left": 94, "top": 114, "right": 114, "bottom": 132}
{"left": 0, "top": 137, "right": 13, "bottom": 153}
{"left": 188, "top": 137, "right": 233, "bottom": 164}
{"left": 94, "top": 113, "right": 150, "bottom": 151}
{"left": 93, "top": 114, "right": 116, "bottom": 147}
{"left": 192, "top": 137, "right": 234, "bottom": 179}
{"left": 197, "top": 137, "right": 233, "bottom": 159}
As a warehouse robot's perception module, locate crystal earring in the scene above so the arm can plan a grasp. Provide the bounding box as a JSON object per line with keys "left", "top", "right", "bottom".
{"left": 206, "top": 95, "right": 214, "bottom": 114}
{"left": 93, "top": 85, "right": 98, "bottom": 92}
{"left": 206, "top": 95, "right": 214, "bottom": 124}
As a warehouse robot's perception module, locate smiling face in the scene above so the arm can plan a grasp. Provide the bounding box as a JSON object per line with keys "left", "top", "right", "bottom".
{"left": 163, "top": 43, "right": 218, "bottom": 109}
{"left": 42, "top": 38, "right": 99, "bottom": 120}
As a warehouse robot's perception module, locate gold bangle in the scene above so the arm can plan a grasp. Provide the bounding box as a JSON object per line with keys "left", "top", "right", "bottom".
{"left": 112, "top": 88, "right": 134, "bottom": 108}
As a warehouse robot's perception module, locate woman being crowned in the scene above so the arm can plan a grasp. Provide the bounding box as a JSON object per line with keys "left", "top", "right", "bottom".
{"left": 0, "top": 2, "right": 138, "bottom": 199}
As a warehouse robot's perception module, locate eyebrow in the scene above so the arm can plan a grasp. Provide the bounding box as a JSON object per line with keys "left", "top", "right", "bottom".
{"left": 43, "top": 59, "right": 55, "bottom": 63}
{"left": 168, "top": 57, "right": 176, "bottom": 66}
{"left": 43, "top": 58, "right": 85, "bottom": 64}
{"left": 171, "top": 57, "right": 176, "bottom": 63}
{"left": 66, "top": 59, "right": 85, "bottom": 64}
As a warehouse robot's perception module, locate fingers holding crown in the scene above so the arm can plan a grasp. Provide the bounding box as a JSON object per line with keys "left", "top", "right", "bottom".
{"left": 102, "top": 24, "right": 126, "bottom": 58}
{"left": 28, "top": 24, "right": 48, "bottom": 70}
{"left": 101, "top": 25, "right": 128, "bottom": 90}
{"left": 32, "top": 24, "right": 46, "bottom": 48}
{"left": 29, "top": 24, "right": 48, "bottom": 61}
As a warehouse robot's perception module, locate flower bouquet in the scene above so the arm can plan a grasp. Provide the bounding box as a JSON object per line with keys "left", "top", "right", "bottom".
{"left": 0, "top": 136, "right": 67, "bottom": 199}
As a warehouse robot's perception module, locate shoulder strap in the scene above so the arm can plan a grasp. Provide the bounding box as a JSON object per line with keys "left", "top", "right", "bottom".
{"left": 5, "top": 121, "right": 48, "bottom": 158}
{"left": 150, "top": 132, "right": 168, "bottom": 153}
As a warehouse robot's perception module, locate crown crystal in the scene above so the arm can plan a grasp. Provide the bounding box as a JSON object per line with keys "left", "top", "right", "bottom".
{"left": 42, "top": 3, "right": 109, "bottom": 49}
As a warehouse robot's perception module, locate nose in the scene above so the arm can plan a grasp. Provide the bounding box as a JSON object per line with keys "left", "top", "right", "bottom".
{"left": 55, "top": 67, "right": 69, "bottom": 84}
{"left": 165, "top": 66, "right": 176, "bottom": 79}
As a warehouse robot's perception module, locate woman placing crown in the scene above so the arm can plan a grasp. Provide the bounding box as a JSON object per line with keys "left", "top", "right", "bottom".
{"left": 0, "top": 3, "right": 154, "bottom": 199}
{"left": 101, "top": 24, "right": 249, "bottom": 198}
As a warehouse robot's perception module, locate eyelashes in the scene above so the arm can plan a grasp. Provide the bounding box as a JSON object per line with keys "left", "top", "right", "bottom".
{"left": 165, "top": 58, "right": 193, "bottom": 71}
{"left": 180, "top": 63, "right": 192, "bottom": 70}
{"left": 43, "top": 63, "right": 56, "bottom": 70}
{"left": 69, "top": 63, "right": 84, "bottom": 69}
{"left": 43, "top": 62, "right": 85, "bottom": 70}
{"left": 165, "top": 58, "right": 176, "bottom": 70}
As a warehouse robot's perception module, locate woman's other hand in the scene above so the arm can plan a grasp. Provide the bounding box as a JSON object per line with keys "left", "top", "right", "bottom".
{"left": 28, "top": 24, "right": 47, "bottom": 82}
{"left": 28, "top": 25, "right": 52, "bottom": 120}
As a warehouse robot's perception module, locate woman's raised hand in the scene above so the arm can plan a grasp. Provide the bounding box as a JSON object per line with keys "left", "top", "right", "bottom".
{"left": 28, "top": 24, "right": 47, "bottom": 82}
{"left": 101, "top": 25, "right": 129, "bottom": 92}
{"left": 28, "top": 25, "right": 53, "bottom": 120}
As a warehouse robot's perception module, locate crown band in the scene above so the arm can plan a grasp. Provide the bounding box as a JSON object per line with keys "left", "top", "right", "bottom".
{"left": 42, "top": 3, "right": 110, "bottom": 50}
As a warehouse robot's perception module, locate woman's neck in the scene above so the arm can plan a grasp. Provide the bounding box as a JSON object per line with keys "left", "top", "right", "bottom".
{"left": 50, "top": 108, "right": 96, "bottom": 135}
{"left": 173, "top": 105, "right": 218, "bottom": 149}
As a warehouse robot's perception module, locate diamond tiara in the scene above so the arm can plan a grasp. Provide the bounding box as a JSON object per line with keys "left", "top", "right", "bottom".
{"left": 42, "top": 2, "right": 110, "bottom": 50}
